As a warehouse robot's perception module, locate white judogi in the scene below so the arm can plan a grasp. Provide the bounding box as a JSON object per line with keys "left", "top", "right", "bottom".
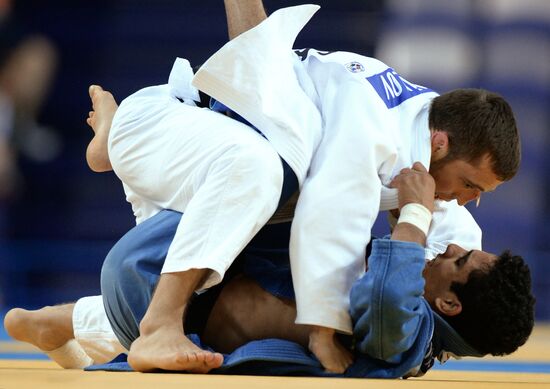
{"left": 193, "top": 5, "right": 481, "bottom": 333}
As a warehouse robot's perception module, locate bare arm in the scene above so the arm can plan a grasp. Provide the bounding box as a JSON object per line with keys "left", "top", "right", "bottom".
{"left": 391, "top": 222, "right": 427, "bottom": 246}
{"left": 224, "top": 0, "right": 267, "bottom": 39}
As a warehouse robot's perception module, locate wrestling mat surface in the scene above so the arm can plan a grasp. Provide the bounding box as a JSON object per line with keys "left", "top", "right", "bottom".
{"left": 1, "top": 318, "right": 549, "bottom": 389}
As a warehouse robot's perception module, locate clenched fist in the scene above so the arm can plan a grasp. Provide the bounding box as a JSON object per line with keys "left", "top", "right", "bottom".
{"left": 389, "top": 162, "right": 435, "bottom": 212}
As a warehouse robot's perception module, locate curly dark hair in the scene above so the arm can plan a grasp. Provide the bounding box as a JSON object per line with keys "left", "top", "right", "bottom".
{"left": 429, "top": 89, "right": 520, "bottom": 181}
{"left": 444, "top": 250, "right": 535, "bottom": 356}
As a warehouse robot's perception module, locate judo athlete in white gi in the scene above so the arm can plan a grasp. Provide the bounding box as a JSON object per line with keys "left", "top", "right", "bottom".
{"left": 81, "top": 2, "right": 520, "bottom": 373}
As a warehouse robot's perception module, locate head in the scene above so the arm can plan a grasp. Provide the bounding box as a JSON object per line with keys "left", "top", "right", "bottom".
{"left": 428, "top": 89, "right": 520, "bottom": 205}
{"left": 423, "top": 244, "right": 535, "bottom": 356}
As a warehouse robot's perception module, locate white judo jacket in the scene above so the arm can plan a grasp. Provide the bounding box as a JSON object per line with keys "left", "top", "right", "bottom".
{"left": 193, "top": 5, "right": 481, "bottom": 333}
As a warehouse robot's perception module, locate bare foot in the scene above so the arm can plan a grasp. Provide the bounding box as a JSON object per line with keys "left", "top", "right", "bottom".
{"left": 4, "top": 305, "right": 75, "bottom": 351}
{"left": 128, "top": 324, "right": 224, "bottom": 373}
{"left": 86, "top": 84, "right": 117, "bottom": 172}
{"left": 309, "top": 326, "right": 353, "bottom": 374}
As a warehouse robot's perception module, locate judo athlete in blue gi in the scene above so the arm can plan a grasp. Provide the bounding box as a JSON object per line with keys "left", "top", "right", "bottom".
{"left": 4, "top": 163, "right": 535, "bottom": 377}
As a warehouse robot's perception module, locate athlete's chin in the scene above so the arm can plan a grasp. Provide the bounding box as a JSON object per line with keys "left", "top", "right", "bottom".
{"left": 434, "top": 193, "right": 454, "bottom": 202}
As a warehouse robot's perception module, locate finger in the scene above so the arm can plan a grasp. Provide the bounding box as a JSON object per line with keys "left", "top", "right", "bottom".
{"left": 389, "top": 176, "right": 401, "bottom": 188}
{"left": 411, "top": 161, "right": 428, "bottom": 172}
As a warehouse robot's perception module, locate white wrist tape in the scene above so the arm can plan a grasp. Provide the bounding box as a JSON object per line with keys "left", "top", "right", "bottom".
{"left": 397, "top": 203, "right": 432, "bottom": 236}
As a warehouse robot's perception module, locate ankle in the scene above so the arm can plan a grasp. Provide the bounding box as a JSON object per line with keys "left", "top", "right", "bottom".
{"left": 139, "top": 314, "right": 184, "bottom": 336}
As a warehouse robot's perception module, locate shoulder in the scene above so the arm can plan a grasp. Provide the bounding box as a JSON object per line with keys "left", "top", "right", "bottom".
{"left": 298, "top": 49, "right": 437, "bottom": 110}
{"left": 295, "top": 48, "right": 388, "bottom": 76}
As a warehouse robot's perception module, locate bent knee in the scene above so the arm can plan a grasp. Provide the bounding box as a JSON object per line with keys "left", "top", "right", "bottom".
{"left": 101, "top": 244, "right": 142, "bottom": 289}
{"left": 227, "top": 140, "right": 284, "bottom": 203}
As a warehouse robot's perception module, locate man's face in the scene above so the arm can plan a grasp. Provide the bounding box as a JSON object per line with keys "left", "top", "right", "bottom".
{"left": 429, "top": 154, "right": 502, "bottom": 206}
{"left": 422, "top": 244, "right": 497, "bottom": 309}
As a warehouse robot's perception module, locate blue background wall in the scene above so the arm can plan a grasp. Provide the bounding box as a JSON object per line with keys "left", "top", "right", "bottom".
{"left": 0, "top": 0, "right": 548, "bottom": 320}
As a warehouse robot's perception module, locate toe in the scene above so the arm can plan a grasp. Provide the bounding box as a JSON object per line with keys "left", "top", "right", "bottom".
{"left": 4, "top": 308, "right": 24, "bottom": 338}
{"left": 213, "top": 353, "right": 224, "bottom": 367}
{"left": 202, "top": 352, "right": 215, "bottom": 362}
{"left": 88, "top": 85, "right": 104, "bottom": 99}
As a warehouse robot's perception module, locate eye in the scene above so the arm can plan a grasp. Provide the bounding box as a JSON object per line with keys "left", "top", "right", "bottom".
{"left": 455, "top": 251, "right": 472, "bottom": 268}
{"left": 464, "top": 181, "right": 474, "bottom": 189}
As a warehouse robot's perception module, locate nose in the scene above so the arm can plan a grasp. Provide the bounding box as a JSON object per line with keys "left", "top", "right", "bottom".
{"left": 443, "top": 244, "right": 465, "bottom": 258}
{"left": 457, "top": 190, "right": 481, "bottom": 206}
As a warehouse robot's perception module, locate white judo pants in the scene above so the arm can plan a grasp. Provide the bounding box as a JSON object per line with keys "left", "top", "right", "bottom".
{"left": 109, "top": 84, "right": 284, "bottom": 288}
{"left": 73, "top": 296, "right": 125, "bottom": 365}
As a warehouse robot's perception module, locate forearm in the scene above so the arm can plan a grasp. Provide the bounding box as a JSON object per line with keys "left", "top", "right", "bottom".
{"left": 224, "top": 0, "right": 267, "bottom": 39}
{"left": 391, "top": 221, "right": 427, "bottom": 246}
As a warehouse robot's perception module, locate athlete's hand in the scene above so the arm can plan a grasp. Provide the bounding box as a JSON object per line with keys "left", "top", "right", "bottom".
{"left": 389, "top": 162, "right": 435, "bottom": 212}
{"left": 308, "top": 326, "right": 353, "bottom": 373}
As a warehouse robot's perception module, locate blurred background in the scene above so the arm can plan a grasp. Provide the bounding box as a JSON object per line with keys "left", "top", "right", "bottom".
{"left": 0, "top": 0, "right": 548, "bottom": 320}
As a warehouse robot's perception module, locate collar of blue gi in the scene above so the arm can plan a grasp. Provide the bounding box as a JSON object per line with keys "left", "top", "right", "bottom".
{"left": 431, "top": 311, "right": 485, "bottom": 360}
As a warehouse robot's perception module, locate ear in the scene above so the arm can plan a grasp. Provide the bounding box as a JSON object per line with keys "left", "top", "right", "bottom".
{"left": 434, "top": 293, "right": 462, "bottom": 317}
{"left": 430, "top": 131, "right": 449, "bottom": 162}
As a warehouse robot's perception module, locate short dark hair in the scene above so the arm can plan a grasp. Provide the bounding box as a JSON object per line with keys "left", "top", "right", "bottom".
{"left": 429, "top": 89, "right": 520, "bottom": 181}
{"left": 445, "top": 251, "right": 535, "bottom": 356}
